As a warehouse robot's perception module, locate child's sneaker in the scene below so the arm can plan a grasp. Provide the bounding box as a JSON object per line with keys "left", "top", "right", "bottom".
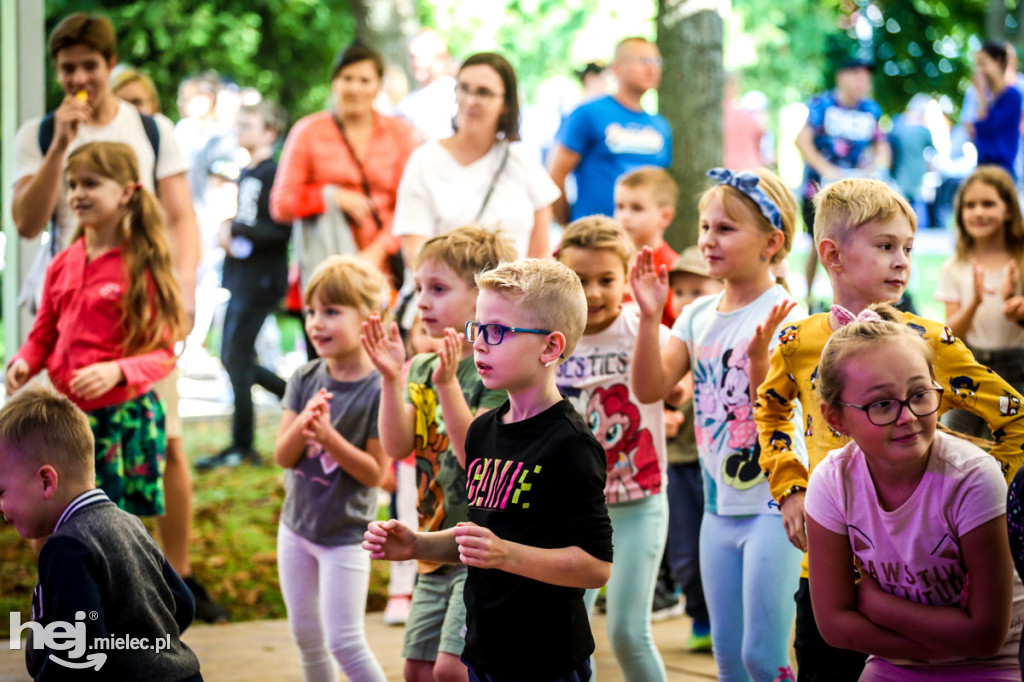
{"left": 686, "top": 619, "right": 712, "bottom": 652}
{"left": 383, "top": 595, "right": 412, "bottom": 626}
{"left": 650, "top": 583, "right": 683, "bottom": 621}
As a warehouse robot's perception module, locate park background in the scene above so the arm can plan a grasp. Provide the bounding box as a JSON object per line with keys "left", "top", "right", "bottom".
{"left": 1, "top": 0, "right": 1021, "bottom": 636}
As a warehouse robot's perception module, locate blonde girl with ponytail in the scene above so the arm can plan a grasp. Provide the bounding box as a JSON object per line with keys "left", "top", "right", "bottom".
{"left": 7, "top": 141, "right": 184, "bottom": 517}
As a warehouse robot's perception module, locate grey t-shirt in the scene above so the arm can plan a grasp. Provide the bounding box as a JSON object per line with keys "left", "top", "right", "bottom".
{"left": 281, "top": 360, "right": 381, "bottom": 546}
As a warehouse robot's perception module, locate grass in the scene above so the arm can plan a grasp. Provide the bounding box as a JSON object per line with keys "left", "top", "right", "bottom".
{"left": 0, "top": 413, "right": 392, "bottom": 637}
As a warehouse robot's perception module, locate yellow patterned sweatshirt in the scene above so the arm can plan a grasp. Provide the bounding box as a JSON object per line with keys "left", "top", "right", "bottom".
{"left": 756, "top": 311, "right": 1024, "bottom": 525}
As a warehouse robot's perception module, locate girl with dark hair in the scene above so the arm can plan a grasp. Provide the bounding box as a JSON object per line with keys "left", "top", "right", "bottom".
{"left": 271, "top": 42, "right": 418, "bottom": 289}
{"left": 972, "top": 42, "right": 1023, "bottom": 178}
{"left": 393, "top": 52, "right": 559, "bottom": 260}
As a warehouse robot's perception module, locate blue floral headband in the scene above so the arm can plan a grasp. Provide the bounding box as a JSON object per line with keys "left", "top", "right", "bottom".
{"left": 706, "top": 168, "right": 783, "bottom": 231}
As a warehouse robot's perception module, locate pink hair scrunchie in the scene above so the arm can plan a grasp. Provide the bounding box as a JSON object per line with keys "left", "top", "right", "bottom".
{"left": 830, "top": 305, "right": 882, "bottom": 327}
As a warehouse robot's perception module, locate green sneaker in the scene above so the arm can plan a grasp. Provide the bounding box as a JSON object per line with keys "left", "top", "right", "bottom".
{"left": 685, "top": 631, "right": 712, "bottom": 653}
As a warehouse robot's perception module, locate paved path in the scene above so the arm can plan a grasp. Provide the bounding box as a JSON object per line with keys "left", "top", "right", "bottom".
{"left": 1, "top": 614, "right": 720, "bottom": 681}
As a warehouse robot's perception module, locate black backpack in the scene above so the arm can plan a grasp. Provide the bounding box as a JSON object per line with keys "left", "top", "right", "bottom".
{"left": 37, "top": 109, "right": 160, "bottom": 253}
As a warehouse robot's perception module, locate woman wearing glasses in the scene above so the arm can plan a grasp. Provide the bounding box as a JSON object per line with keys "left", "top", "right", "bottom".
{"left": 393, "top": 52, "right": 559, "bottom": 260}
{"left": 271, "top": 43, "right": 418, "bottom": 287}
{"left": 806, "top": 310, "right": 1021, "bottom": 679}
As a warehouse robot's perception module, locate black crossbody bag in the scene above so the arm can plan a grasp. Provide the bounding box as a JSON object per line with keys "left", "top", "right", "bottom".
{"left": 333, "top": 116, "right": 405, "bottom": 288}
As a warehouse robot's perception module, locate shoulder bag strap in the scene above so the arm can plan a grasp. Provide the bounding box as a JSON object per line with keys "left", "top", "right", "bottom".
{"left": 475, "top": 142, "right": 510, "bottom": 223}
{"left": 332, "top": 115, "right": 384, "bottom": 231}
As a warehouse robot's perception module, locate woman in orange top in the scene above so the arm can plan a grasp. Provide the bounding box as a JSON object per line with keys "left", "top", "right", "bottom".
{"left": 270, "top": 43, "right": 418, "bottom": 284}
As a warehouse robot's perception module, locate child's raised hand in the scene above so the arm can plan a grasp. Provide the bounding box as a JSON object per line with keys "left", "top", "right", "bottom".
{"left": 1004, "top": 296, "right": 1024, "bottom": 323}
{"left": 454, "top": 522, "right": 510, "bottom": 570}
{"left": 749, "top": 301, "right": 797, "bottom": 362}
{"left": 360, "top": 313, "right": 406, "bottom": 381}
{"left": 69, "top": 361, "right": 124, "bottom": 401}
{"left": 301, "top": 400, "right": 334, "bottom": 444}
{"left": 300, "top": 387, "right": 332, "bottom": 417}
{"left": 432, "top": 328, "right": 462, "bottom": 386}
{"left": 363, "top": 519, "right": 416, "bottom": 561}
{"left": 629, "top": 246, "right": 669, "bottom": 320}
{"left": 1003, "top": 260, "right": 1020, "bottom": 300}
{"left": 5, "top": 359, "right": 30, "bottom": 396}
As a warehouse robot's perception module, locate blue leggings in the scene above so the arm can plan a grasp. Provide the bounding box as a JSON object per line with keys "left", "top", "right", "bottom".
{"left": 700, "top": 512, "right": 801, "bottom": 682}
{"left": 584, "top": 493, "right": 668, "bottom": 682}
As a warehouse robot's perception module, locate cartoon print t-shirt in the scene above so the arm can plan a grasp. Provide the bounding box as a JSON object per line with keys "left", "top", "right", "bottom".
{"left": 806, "top": 430, "right": 1023, "bottom": 668}
{"left": 673, "top": 284, "right": 808, "bottom": 515}
{"left": 280, "top": 360, "right": 381, "bottom": 546}
{"left": 404, "top": 352, "right": 507, "bottom": 571}
{"left": 557, "top": 303, "right": 668, "bottom": 503}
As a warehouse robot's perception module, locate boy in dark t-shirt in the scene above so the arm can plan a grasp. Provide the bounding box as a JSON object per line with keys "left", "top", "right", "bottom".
{"left": 365, "top": 259, "right": 613, "bottom": 681}
{"left": 198, "top": 101, "right": 291, "bottom": 469}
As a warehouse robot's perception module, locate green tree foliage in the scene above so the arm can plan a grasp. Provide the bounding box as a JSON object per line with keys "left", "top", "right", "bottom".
{"left": 45, "top": 0, "right": 356, "bottom": 122}
{"left": 859, "top": 0, "right": 987, "bottom": 115}
{"left": 729, "top": 0, "right": 840, "bottom": 115}
{"left": 495, "top": 0, "right": 597, "bottom": 99}
{"left": 414, "top": 0, "right": 600, "bottom": 103}
{"left": 731, "top": 0, "right": 988, "bottom": 118}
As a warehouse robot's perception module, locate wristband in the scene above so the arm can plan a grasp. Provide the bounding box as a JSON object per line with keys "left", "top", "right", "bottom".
{"left": 778, "top": 485, "right": 806, "bottom": 506}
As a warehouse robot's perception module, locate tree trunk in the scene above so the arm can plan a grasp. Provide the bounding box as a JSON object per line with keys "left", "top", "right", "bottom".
{"left": 657, "top": 0, "right": 724, "bottom": 251}
{"left": 347, "top": 0, "right": 419, "bottom": 82}
{"left": 987, "top": 0, "right": 1009, "bottom": 43}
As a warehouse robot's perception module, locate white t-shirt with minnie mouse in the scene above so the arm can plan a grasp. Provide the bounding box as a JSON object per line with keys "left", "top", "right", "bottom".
{"left": 672, "top": 284, "right": 807, "bottom": 516}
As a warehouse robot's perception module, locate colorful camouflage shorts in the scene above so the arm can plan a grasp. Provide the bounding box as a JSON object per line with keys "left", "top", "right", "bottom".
{"left": 87, "top": 390, "right": 166, "bottom": 516}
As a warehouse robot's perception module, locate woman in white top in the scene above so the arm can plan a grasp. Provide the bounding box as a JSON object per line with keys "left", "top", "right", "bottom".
{"left": 393, "top": 52, "right": 560, "bottom": 259}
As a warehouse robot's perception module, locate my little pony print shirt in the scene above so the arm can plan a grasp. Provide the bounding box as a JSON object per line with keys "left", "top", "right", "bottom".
{"left": 557, "top": 303, "right": 668, "bottom": 504}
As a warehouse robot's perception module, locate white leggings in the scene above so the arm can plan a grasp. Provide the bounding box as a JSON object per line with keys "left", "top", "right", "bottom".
{"left": 277, "top": 523, "right": 387, "bottom": 682}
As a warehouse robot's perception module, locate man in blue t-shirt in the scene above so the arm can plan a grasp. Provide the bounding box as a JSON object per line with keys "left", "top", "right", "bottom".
{"left": 549, "top": 37, "right": 672, "bottom": 224}
{"left": 795, "top": 58, "right": 889, "bottom": 303}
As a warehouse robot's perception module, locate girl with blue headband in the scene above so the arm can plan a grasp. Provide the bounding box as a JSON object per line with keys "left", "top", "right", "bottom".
{"left": 631, "top": 167, "right": 807, "bottom": 681}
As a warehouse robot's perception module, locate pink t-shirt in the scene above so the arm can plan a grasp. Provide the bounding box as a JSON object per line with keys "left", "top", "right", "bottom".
{"left": 806, "top": 431, "right": 1022, "bottom": 669}
{"left": 723, "top": 101, "right": 764, "bottom": 171}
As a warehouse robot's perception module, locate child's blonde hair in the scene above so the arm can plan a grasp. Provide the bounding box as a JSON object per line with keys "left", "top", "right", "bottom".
{"left": 616, "top": 166, "right": 679, "bottom": 208}
{"left": 558, "top": 215, "right": 634, "bottom": 274}
{"left": 817, "top": 304, "right": 931, "bottom": 409}
{"left": 475, "top": 259, "right": 588, "bottom": 360}
{"left": 415, "top": 226, "right": 518, "bottom": 287}
{"left": 953, "top": 166, "right": 1024, "bottom": 264}
{"left": 110, "top": 67, "right": 161, "bottom": 113}
{"left": 699, "top": 168, "right": 797, "bottom": 268}
{"left": 304, "top": 255, "right": 388, "bottom": 319}
{"left": 0, "top": 384, "right": 95, "bottom": 483}
{"left": 813, "top": 178, "right": 917, "bottom": 248}
{"left": 65, "top": 142, "right": 186, "bottom": 356}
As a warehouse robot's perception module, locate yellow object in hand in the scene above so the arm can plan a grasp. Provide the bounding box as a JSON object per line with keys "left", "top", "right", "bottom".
{"left": 74, "top": 90, "right": 88, "bottom": 103}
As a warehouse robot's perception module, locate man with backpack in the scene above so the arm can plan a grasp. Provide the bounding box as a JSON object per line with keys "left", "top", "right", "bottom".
{"left": 12, "top": 13, "right": 198, "bottom": 311}
{"left": 10, "top": 12, "right": 225, "bottom": 623}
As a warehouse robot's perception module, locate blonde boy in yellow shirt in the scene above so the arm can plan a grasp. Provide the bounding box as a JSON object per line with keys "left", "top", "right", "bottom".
{"left": 754, "top": 178, "right": 1024, "bottom": 681}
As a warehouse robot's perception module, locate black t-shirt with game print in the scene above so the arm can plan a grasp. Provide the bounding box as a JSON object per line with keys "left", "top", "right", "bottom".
{"left": 460, "top": 399, "right": 613, "bottom": 678}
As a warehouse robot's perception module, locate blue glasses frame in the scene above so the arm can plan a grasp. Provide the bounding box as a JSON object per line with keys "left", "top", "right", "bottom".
{"left": 464, "top": 321, "right": 552, "bottom": 346}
